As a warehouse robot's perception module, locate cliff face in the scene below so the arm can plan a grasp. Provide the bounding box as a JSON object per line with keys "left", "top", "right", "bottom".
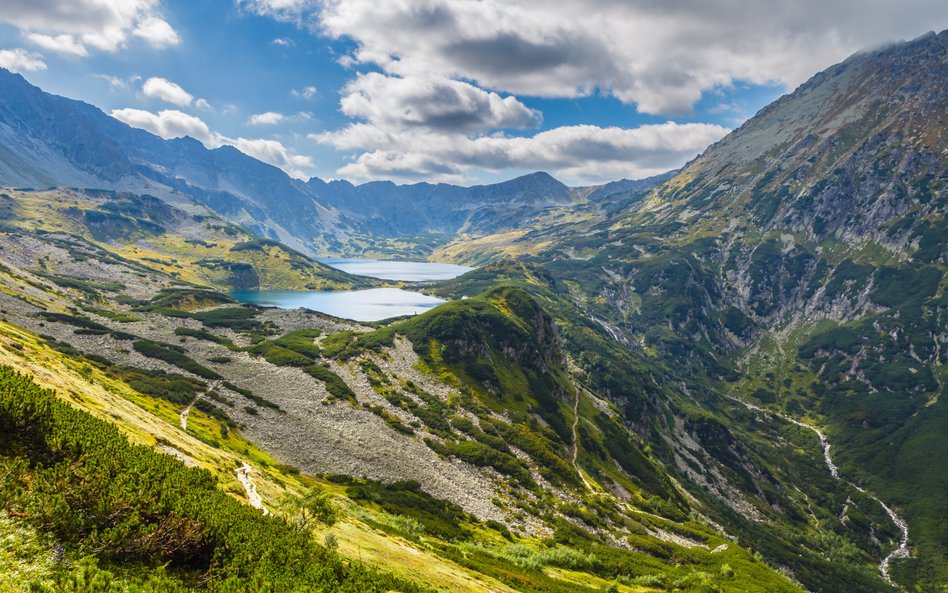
{"left": 645, "top": 30, "right": 946, "bottom": 244}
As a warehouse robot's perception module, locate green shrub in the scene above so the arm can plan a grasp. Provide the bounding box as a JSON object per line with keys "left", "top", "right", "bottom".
{"left": 174, "top": 326, "right": 235, "bottom": 348}
{"left": 132, "top": 339, "right": 221, "bottom": 380}
{"left": 261, "top": 344, "right": 313, "bottom": 367}
{"left": 425, "top": 438, "right": 534, "bottom": 488}
{"left": 0, "top": 366, "right": 428, "bottom": 593}
{"left": 304, "top": 364, "right": 357, "bottom": 403}
{"left": 190, "top": 307, "right": 263, "bottom": 331}
{"left": 346, "top": 479, "right": 471, "bottom": 541}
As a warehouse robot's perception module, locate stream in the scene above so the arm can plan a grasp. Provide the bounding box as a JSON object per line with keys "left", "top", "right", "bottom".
{"left": 728, "top": 395, "right": 910, "bottom": 587}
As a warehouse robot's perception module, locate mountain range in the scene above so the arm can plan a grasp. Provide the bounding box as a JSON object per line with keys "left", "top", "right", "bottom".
{"left": 0, "top": 28, "right": 944, "bottom": 593}
{"left": 0, "top": 69, "right": 669, "bottom": 256}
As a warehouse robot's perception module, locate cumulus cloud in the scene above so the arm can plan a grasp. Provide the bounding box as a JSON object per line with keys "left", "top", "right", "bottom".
{"left": 317, "top": 0, "right": 947, "bottom": 115}
{"left": 111, "top": 108, "right": 213, "bottom": 143}
{"left": 247, "top": 111, "right": 285, "bottom": 125}
{"left": 111, "top": 106, "right": 313, "bottom": 179}
{"left": 142, "top": 76, "right": 193, "bottom": 106}
{"left": 238, "top": 0, "right": 318, "bottom": 21}
{"left": 314, "top": 121, "right": 728, "bottom": 184}
{"left": 0, "top": 48, "right": 46, "bottom": 72}
{"left": 339, "top": 72, "right": 541, "bottom": 132}
{"left": 111, "top": 108, "right": 212, "bottom": 143}
{"left": 24, "top": 33, "right": 88, "bottom": 57}
{"left": 133, "top": 15, "right": 180, "bottom": 48}
{"left": 0, "top": 0, "right": 179, "bottom": 55}
{"left": 291, "top": 85, "right": 317, "bottom": 99}
{"left": 226, "top": 137, "right": 314, "bottom": 179}
{"left": 248, "top": 0, "right": 942, "bottom": 183}
{"left": 94, "top": 73, "right": 141, "bottom": 90}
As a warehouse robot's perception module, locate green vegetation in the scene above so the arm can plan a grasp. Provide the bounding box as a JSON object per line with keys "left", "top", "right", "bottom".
{"left": 113, "top": 367, "right": 205, "bottom": 406}
{"left": 426, "top": 438, "right": 534, "bottom": 487}
{"left": 33, "top": 271, "right": 124, "bottom": 295}
{"left": 0, "top": 366, "right": 428, "bottom": 592}
{"left": 304, "top": 364, "right": 357, "bottom": 403}
{"left": 338, "top": 477, "right": 473, "bottom": 541}
{"left": 135, "top": 288, "right": 235, "bottom": 312}
{"left": 133, "top": 339, "right": 222, "bottom": 381}
{"left": 174, "top": 326, "right": 236, "bottom": 348}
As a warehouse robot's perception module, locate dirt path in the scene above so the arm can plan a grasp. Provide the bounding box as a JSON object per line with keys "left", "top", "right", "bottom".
{"left": 180, "top": 381, "right": 221, "bottom": 431}
{"left": 570, "top": 390, "right": 595, "bottom": 493}
{"left": 180, "top": 396, "right": 197, "bottom": 430}
{"left": 728, "top": 395, "right": 909, "bottom": 587}
{"left": 236, "top": 463, "right": 268, "bottom": 515}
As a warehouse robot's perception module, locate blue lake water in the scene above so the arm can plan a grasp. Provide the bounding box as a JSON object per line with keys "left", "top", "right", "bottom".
{"left": 230, "top": 287, "right": 448, "bottom": 322}
{"left": 231, "top": 259, "right": 472, "bottom": 322}
{"left": 319, "top": 258, "right": 473, "bottom": 281}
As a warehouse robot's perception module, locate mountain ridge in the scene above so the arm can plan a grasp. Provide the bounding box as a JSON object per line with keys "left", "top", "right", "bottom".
{"left": 0, "top": 67, "right": 668, "bottom": 256}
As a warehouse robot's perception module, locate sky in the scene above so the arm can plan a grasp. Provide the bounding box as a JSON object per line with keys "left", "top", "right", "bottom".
{"left": 0, "top": 1, "right": 944, "bottom": 186}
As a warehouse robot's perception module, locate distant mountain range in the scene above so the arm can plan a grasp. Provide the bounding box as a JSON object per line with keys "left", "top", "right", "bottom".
{"left": 0, "top": 68, "right": 669, "bottom": 254}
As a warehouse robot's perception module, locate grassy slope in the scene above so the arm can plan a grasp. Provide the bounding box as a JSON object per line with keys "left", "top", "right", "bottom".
{"left": 0, "top": 283, "right": 803, "bottom": 593}
{"left": 423, "top": 262, "right": 913, "bottom": 593}
{"left": 0, "top": 188, "right": 371, "bottom": 291}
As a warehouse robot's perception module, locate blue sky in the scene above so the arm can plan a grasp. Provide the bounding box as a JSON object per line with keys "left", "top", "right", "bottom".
{"left": 0, "top": 1, "right": 943, "bottom": 185}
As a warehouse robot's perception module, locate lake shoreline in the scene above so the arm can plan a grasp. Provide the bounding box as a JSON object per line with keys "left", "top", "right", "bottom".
{"left": 232, "top": 259, "right": 472, "bottom": 322}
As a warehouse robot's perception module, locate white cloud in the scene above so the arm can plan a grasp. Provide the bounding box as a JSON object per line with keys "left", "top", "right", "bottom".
{"left": 0, "top": 0, "right": 180, "bottom": 55}
{"left": 316, "top": 0, "right": 947, "bottom": 115}
{"left": 111, "top": 108, "right": 212, "bottom": 143}
{"left": 24, "top": 33, "right": 88, "bottom": 57}
{"left": 194, "top": 98, "right": 212, "bottom": 110}
{"left": 111, "top": 106, "right": 313, "bottom": 179}
{"left": 133, "top": 16, "right": 180, "bottom": 48}
{"left": 314, "top": 121, "right": 728, "bottom": 184}
{"left": 309, "top": 36, "right": 721, "bottom": 182}
{"left": 95, "top": 74, "right": 126, "bottom": 89}
{"left": 0, "top": 48, "right": 46, "bottom": 72}
{"left": 246, "top": 111, "right": 314, "bottom": 125}
{"left": 245, "top": 0, "right": 943, "bottom": 183}
{"left": 339, "top": 72, "right": 540, "bottom": 132}
{"left": 238, "top": 0, "right": 318, "bottom": 21}
{"left": 226, "top": 137, "right": 314, "bottom": 179}
{"left": 291, "top": 85, "right": 317, "bottom": 99}
{"left": 247, "top": 111, "right": 286, "bottom": 126}
{"left": 272, "top": 37, "right": 293, "bottom": 46}
{"left": 142, "top": 76, "right": 193, "bottom": 106}
{"left": 93, "top": 73, "right": 141, "bottom": 90}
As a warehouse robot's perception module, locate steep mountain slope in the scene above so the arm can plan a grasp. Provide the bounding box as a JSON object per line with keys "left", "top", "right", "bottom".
{"left": 0, "top": 69, "right": 348, "bottom": 252}
{"left": 0, "top": 188, "right": 369, "bottom": 291}
{"left": 436, "top": 30, "right": 946, "bottom": 591}
{"left": 0, "top": 195, "right": 806, "bottom": 592}
{"left": 307, "top": 171, "right": 574, "bottom": 237}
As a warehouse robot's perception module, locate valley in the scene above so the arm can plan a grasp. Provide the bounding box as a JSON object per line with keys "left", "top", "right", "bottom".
{"left": 0, "top": 21, "right": 944, "bottom": 593}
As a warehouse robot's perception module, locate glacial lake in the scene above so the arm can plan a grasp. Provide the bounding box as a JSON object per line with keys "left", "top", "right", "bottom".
{"left": 319, "top": 258, "right": 473, "bottom": 281}
{"left": 231, "top": 259, "right": 472, "bottom": 322}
